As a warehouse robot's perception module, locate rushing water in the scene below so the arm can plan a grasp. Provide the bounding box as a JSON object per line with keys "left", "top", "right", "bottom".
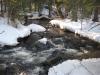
{"left": 0, "top": 19, "right": 100, "bottom": 75}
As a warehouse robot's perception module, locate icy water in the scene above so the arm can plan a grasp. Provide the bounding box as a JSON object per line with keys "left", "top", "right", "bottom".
{"left": 0, "top": 19, "right": 100, "bottom": 75}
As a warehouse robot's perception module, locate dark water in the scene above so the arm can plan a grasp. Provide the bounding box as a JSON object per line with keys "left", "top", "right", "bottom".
{"left": 0, "top": 19, "right": 100, "bottom": 75}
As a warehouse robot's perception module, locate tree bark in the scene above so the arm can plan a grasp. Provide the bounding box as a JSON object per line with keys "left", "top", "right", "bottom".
{"left": 92, "top": 7, "right": 99, "bottom": 22}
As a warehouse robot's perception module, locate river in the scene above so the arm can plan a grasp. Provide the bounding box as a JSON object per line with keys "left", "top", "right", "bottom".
{"left": 0, "top": 19, "right": 100, "bottom": 75}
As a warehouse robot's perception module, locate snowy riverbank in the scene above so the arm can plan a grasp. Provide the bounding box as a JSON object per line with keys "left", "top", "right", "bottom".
{"left": 0, "top": 17, "right": 46, "bottom": 46}
{"left": 48, "top": 58, "right": 100, "bottom": 75}
{"left": 50, "top": 19, "right": 100, "bottom": 43}
{"left": 49, "top": 18, "right": 100, "bottom": 75}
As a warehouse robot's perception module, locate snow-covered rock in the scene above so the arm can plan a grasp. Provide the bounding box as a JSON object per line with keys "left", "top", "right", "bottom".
{"left": 48, "top": 58, "right": 100, "bottom": 75}
{"left": 0, "top": 17, "right": 46, "bottom": 46}
{"left": 38, "top": 38, "right": 47, "bottom": 44}
{"left": 50, "top": 19, "right": 100, "bottom": 43}
{"left": 28, "top": 24, "right": 46, "bottom": 32}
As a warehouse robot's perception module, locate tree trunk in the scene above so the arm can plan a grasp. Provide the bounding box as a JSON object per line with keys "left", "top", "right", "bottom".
{"left": 29, "top": 0, "right": 32, "bottom": 12}
{"left": 4, "top": 0, "right": 7, "bottom": 12}
{"left": 92, "top": 7, "right": 99, "bottom": 22}
{"left": 1, "top": 0, "right": 2, "bottom": 12}
{"left": 48, "top": 0, "right": 52, "bottom": 17}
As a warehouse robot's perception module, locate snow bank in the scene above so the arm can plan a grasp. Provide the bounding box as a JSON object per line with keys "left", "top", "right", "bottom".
{"left": 28, "top": 24, "right": 46, "bottom": 32}
{"left": 0, "top": 17, "right": 46, "bottom": 46}
{"left": 48, "top": 58, "right": 100, "bottom": 75}
{"left": 0, "top": 24, "right": 20, "bottom": 46}
{"left": 50, "top": 19, "right": 100, "bottom": 43}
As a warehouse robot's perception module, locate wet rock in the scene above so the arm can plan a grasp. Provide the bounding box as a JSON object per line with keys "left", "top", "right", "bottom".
{"left": 0, "top": 63, "right": 27, "bottom": 75}
{"left": 35, "top": 32, "right": 45, "bottom": 38}
{"left": 85, "top": 45, "right": 93, "bottom": 50}
{"left": 46, "top": 41, "right": 55, "bottom": 48}
{"left": 5, "top": 63, "right": 27, "bottom": 75}
{"left": 27, "top": 66, "right": 46, "bottom": 75}
{"left": 20, "top": 33, "right": 42, "bottom": 49}
{"left": 41, "top": 49, "right": 68, "bottom": 66}
{"left": 0, "top": 64, "right": 7, "bottom": 75}
{"left": 35, "top": 42, "right": 48, "bottom": 50}
{"left": 34, "top": 40, "right": 55, "bottom": 51}
{"left": 0, "top": 64, "right": 7, "bottom": 70}
{"left": 64, "top": 42, "right": 75, "bottom": 49}
{"left": 52, "top": 38, "right": 64, "bottom": 44}
{"left": 26, "top": 33, "right": 41, "bottom": 44}
{"left": 17, "top": 33, "right": 41, "bottom": 49}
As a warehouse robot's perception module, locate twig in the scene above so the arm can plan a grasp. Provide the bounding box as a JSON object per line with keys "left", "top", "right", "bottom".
{"left": 0, "top": 31, "right": 5, "bottom": 34}
{"left": 66, "top": 65, "right": 76, "bottom": 75}
{"left": 79, "top": 61, "right": 94, "bottom": 75}
{"left": 88, "top": 24, "right": 100, "bottom": 31}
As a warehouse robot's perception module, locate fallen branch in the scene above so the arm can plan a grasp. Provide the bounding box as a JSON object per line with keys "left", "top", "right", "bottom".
{"left": 88, "top": 24, "right": 100, "bottom": 31}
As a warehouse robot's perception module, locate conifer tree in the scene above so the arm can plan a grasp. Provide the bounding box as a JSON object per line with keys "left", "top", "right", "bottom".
{"left": 92, "top": 0, "right": 100, "bottom": 22}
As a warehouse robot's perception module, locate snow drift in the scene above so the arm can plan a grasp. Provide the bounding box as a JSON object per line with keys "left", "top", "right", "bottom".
{"left": 50, "top": 19, "right": 100, "bottom": 43}
{"left": 0, "top": 17, "right": 46, "bottom": 46}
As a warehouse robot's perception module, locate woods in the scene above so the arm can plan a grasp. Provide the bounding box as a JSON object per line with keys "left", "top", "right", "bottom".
{"left": 0, "top": 0, "right": 99, "bottom": 23}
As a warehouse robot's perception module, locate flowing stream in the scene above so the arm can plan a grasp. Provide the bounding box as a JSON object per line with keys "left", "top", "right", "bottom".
{"left": 0, "top": 19, "right": 100, "bottom": 75}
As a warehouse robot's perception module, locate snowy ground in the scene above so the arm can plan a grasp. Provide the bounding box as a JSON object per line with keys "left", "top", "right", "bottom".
{"left": 0, "top": 17, "right": 46, "bottom": 46}
{"left": 50, "top": 19, "right": 100, "bottom": 43}
{"left": 48, "top": 58, "right": 100, "bottom": 75}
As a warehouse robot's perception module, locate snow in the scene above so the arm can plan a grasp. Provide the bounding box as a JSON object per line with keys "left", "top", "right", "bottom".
{"left": 38, "top": 38, "right": 48, "bottom": 44}
{"left": 48, "top": 58, "right": 100, "bottom": 75}
{"left": 32, "top": 12, "right": 39, "bottom": 17}
{"left": 0, "top": 17, "right": 46, "bottom": 46}
{"left": 41, "top": 8, "right": 49, "bottom": 16}
{"left": 28, "top": 24, "right": 46, "bottom": 32}
{"left": 50, "top": 19, "right": 100, "bottom": 43}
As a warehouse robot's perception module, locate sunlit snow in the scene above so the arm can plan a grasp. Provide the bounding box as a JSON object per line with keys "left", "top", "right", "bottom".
{"left": 48, "top": 58, "right": 100, "bottom": 75}
{"left": 0, "top": 17, "right": 46, "bottom": 46}
{"left": 50, "top": 19, "right": 100, "bottom": 43}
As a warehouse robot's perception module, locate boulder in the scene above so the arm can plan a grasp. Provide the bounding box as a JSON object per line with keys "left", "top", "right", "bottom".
{"left": 34, "top": 40, "right": 55, "bottom": 51}
{"left": 5, "top": 63, "right": 27, "bottom": 75}
{"left": 52, "top": 38, "right": 64, "bottom": 44}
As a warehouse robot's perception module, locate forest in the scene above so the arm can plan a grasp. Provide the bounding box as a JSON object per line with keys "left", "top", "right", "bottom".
{"left": 0, "top": 0, "right": 100, "bottom": 22}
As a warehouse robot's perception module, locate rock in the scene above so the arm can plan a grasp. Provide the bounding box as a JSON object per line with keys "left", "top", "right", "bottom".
{"left": 32, "top": 66, "right": 44, "bottom": 75}
{"left": 35, "top": 32, "right": 45, "bottom": 38}
{"left": 46, "top": 41, "right": 55, "bottom": 48}
{"left": 41, "top": 48, "right": 80, "bottom": 68}
{"left": 52, "top": 38, "right": 64, "bottom": 44}
{"left": 24, "top": 33, "right": 42, "bottom": 47}
{"left": 64, "top": 42, "right": 75, "bottom": 49}
{"left": 34, "top": 40, "right": 55, "bottom": 51}
{"left": 35, "top": 42, "right": 48, "bottom": 50}
{"left": 0, "top": 64, "right": 7, "bottom": 70}
{"left": 86, "top": 45, "right": 93, "bottom": 50}
{"left": 0, "top": 64, "right": 7, "bottom": 75}
{"left": 5, "top": 63, "right": 27, "bottom": 75}
{"left": 0, "top": 63, "right": 26, "bottom": 75}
